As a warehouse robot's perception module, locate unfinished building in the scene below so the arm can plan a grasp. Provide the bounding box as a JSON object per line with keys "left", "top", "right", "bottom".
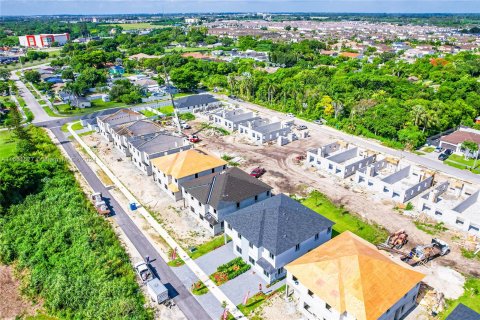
{"left": 211, "top": 109, "right": 260, "bottom": 131}
{"left": 238, "top": 117, "right": 291, "bottom": 145}
{"left": 418, "top": 181, "right": 480, "bottom": 235}
{"left": 307, "top": 142, "right": 377, "bottom": 178}
{"left": 355, "top": 158, "right": 434, "bottom": 203}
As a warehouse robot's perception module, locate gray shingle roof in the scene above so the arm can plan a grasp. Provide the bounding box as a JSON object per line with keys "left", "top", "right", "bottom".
{"left": 181, "top": 167, "right": 272, "bottom": 210}
{"left": 113, "top": 120, "right": 163, "bottom": 137}
{"left": 225, "top": 194, "right": 334, "bottom": 255}
{"left": 175, "top": 94, "right": 218, "bottom": 110}
{"left": 130, "top": 133, "right": 187, "bottom": 155}
{"left": 446, "top": 304, "right": 480, "bottom": 320}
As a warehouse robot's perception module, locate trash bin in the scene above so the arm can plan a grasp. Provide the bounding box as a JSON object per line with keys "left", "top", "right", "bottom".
{"left": 129, "top": 202, "right": 137, "bottom": 210}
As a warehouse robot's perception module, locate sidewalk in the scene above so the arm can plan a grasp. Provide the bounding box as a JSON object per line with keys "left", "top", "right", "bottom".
{"left": 68, "top": 122, "right": 245, "bottom": 320}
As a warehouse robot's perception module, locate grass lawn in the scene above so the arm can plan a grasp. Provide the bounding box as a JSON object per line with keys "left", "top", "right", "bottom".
{"left": 4, "top": 58, "right": 54, "bottom": 71}
{"left": 42, "top": 106, "right": 63, "bottom": 118}
{"left": 439, "top": 277, "right": 480, "bottom": 319}
{"left": 61, "top": 122, "right": 83, "bottom": 132}
{"left": 189, "top": 235, "right": 230, "bottom": 260}
{"left": 414, "top": 221, "right": 448, "bottom": 235}
{"left": 55, "top": 99, "right": 126, "bottom": 116}
{"left": 139, "top": 109, "right": 158, "bottom": 117}
{"left": 0, "top": 130, "right": 16, "bottom": 159}
{"left": 227, "top": 285, "right": 286, "bottom": 320}
{"left": 105, "top": 22, "right": 166, "bottom": 30}
{"left": 156, "top": 105, "right": 174, "bottom": 114}
{"left": 444, "top": 154, "right": 480, "bottom": 174}
{"left": 301, "top": 191, "right": 388, "bottom": 244}
{"left": 167, "top": 257, "right": 185, "bottom": 267}
{"left": 17, "top": 96, "right": 26, "bottom": 107}
{"left": 421, "top": 146, "right": 435, "bottom": 153}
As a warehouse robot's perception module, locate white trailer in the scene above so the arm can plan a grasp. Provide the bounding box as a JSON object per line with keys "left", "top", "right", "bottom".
{"left": 147, "top": 278, "right": 169, "bottom": 304}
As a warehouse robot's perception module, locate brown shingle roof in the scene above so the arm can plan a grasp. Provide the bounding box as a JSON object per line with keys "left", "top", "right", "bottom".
{"left": 441, "top": 130, "right": 480, "bottom": 146}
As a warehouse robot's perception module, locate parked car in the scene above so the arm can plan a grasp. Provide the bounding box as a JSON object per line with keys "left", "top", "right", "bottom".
{"left": 286, "top": 113, "right": 295, "bottom": 118}
{"left": 298, "top": 125, "right": 308, "bottom": 130}
{"left": 313, "top": 120, "right": 322, "bottom": 125}
{"left": 181, "top": 123, "right": 191, "bottom": 129}
{"left": 250, "top": 167, "right": 266, "bottom": 178}
{"left": 438, "top": 153, "right": 450, "bottom": 161}
{"left": 189, "top": 135, "right": 200, "bottom": 143}
{"left": 444, "top": 149, "right": 453, "bottom": 156}
{"left": 434, "top": 146, "right": 443, "bottom": 153}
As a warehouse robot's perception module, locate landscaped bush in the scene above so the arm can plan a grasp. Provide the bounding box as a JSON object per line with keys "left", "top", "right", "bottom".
{"left": 210, "top": 257, "right": 251, "bottom": 285}
{"left": 191, "top": 280, "right": 209, "bottom": 295}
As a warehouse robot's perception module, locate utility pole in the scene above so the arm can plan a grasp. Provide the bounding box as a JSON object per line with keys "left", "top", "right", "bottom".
{"left": 162, "top": 63, "right": 183, "bottom": 135}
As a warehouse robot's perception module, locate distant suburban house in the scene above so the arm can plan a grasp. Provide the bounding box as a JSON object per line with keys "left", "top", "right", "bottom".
{"left": 110, "top": 119, "right": 164, "bottom": 156}
{"left": 445, "top": 304, "right": 480, "bottom": 320}
{"left": 174, "top": 94, "right": 220, "bottom": 113}
{"left": 70, "top": 95, "right": 91, "bottom": 108}
{"left": 224, "top": 194, "right": 334, "bottom": 284}
{"left": 285, "top": 231, "right": 425, "bottom": 320}
{"left": 440, "top": 127, "right": 480, "bottom": 158}
{"left": 151, "top": 149, "right": 227, "bottom": 201}
{"left": 128, "top": 133, "right": 192, "bottom": 175}
{"left": 97, "top": 109, "right": 145, "bottom": 142}
{"left": 182, "top": 167, "right": 273, "bottom": 235}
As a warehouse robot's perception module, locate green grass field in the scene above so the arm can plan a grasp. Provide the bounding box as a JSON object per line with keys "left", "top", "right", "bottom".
{"left": 139, "top": 109, "right": 158, "bottom": 117}
{"left": 301, "top": 191, "right": 388, "bottom": 244}
{"left": 444, "top": 154, "right": 480, "bottom": 174}
{"left": 54, "top": 99, "right": 126, "bottom": 116}
{"left": 0, "top": 130, "right": 16, "bottom": 160}
{"left": 157, "top": 105, "right": 174, "bottom": 114}
{"left": 189, "top": 235, "right": 230, "bottom": 260}
{"left": 440, "top": 277, "right": 480, "bottom": 319}
{"left": 105, "top": 23, "right": 166, "bottom": 30}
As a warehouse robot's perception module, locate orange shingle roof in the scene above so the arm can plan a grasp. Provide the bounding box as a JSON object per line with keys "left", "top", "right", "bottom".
{"left": 151, "top": 149, "right": 227, "bottom": 179}
{"left": 286, "top": 231, "right": 425, "bottom": 320}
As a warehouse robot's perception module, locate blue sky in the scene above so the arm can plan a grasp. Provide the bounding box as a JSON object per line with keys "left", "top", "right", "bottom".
{"left": 1, "top": 0, "right": 479, "bottom": 16}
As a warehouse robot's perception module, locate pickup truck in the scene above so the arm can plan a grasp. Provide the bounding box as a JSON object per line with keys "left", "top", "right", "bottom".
{"left": 134, "top": 261, "right": 154, "bottom": 283}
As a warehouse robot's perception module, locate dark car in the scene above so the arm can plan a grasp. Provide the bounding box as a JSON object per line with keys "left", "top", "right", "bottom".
{"left": 444, "top": 149, "right": 453, "bottom": 156}
{"left": 438, "top": 153, "right": 450, "bottom": 161}
{"left": 250, "top": 167, "right": 266, "bottom": 178}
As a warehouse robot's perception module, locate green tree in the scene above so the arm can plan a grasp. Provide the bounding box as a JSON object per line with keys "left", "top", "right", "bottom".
{"left": 24, "top": 70, "right": 41, "bottom": 83}
{"left": 461, "top": 140, "right": 479, "bottom": 169}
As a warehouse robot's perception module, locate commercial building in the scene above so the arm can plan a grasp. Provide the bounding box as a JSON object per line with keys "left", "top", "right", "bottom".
{"left": 224, "top": 194, "right": 333, "bottom": 283}
{"left": 19, "top": 33, "right": 69, "bottom": 48}
{"left": 151, "top": 149, "right": 227, "bottom": 201}
{"left": 286, "top": 231, "right": 425, "bottom": 320}
{"left": 182, "top": 167, "right": 272, "bottom": 235}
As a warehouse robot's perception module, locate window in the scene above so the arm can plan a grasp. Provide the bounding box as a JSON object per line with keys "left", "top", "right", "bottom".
{"left": 295, "top": 243, "right": 300, "bottom": 251}
{"left": 236, "top": 246, "right": 242, "bottom": 254}
{"left": 191, "top": 196, "right": 193, "bottom": 200}
{"left": 214, "top": 209, "right": 217, "bottom": 214}
{"left": 200, "top": 215, "right": 204, "bottom": 220}
{"left": 304, "top": 303, "right": 310, "bottom": 311}
{"left": 269, "top": 252, "right": 274, "bottom": 259}
{"left": 255, "top": 195, "right": 258, "bottom": 201}
{"left": 263, "top": 269, "right": 269, "bottom": 277}
{"left": 326, "top": 303, "right": 331, "bottom": 311}
{"left": 211, "top": 168, "right": 215, "bottom": 173}
{"left": 236, "top": 202, "right": 240, "bottom": 208}
{"left": 221, "top": 221, "right": 224, "bottom": 228}
{"left": 238, "top": 232, "right": 242, "bottom": 239}
{"left": 308, "top": 289, "right": 314, "bottom": 297}
{"left": 386, "top": 309, "right": 391, "bottom": 314}
{"left": 190, "top": 206, "right": 195, "bottom": 213}
{"left": 327, "top": 227, "right": 332, "bottom": 233}
{"left": 292, "top": 275, "right": 297, "bottom": 282}
{"left": 209, "top": 224, "right": 213, "bottom": 229}
{"left": 277, "top": 267, "right": 284, "bottom": 275}
{"left": 267, "top": 191, "right": 270, "bottom": 196}
{"left": 249, "top": 256, "right": 255, "bottom": 265}
{"left": 315, "top": 233, "right": 319, "bottom": 240}
{"left": 228, "top": 223, "right": 232, "bottom": 230}
{"left": 249, "top": 242, "right": 253, "bottom": 249}
{"left": 195, "top": 173, "right": 198, "bottom": 178}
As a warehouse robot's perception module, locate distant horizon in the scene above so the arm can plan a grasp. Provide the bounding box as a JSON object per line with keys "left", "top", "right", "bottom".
{"left": 1, "top": 0, "right": 480, "bottom": 16}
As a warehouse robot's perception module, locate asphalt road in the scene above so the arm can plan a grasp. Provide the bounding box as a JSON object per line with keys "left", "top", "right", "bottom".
{"left": 49, "top": 126, "right": 211, "bottom": 320}
{"left": 218, "top": 94, "right": 480, "bottom": 186}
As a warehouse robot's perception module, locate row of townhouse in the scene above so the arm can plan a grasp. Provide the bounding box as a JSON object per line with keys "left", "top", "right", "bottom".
{"left": 96, "top": 109, "right": 427, "bottom": 320}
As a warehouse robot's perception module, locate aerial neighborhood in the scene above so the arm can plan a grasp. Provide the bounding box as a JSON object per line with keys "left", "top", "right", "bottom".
{"left": 0, "top": 10, "right": 479, "bottom": 320}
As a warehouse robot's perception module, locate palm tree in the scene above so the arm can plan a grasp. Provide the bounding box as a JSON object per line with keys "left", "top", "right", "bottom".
{"left": 410, "top": 105, "right": 426, "bottom": 127}
{"left": 461, "top": 140, "right": 479, "bottom": 170}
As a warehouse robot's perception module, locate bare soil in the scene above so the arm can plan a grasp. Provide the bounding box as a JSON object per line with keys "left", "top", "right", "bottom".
{"left": 260, "top": 293, "right": 304, "bottom": 320}
{"left": 191, "top": 119, "right": 480, "bottom": 278}
{"left": 0, "top": 265, "right": 41, "bottom": 319}
{"left": 82, "top": 134, "right": 213, "bottom": 249}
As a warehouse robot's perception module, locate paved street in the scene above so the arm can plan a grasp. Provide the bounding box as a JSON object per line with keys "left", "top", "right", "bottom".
{"left": 215, "top": 93, "right": 480, "bottom": 185}
{"left": 48, "top": 126, "right": 211, "bottom": 320}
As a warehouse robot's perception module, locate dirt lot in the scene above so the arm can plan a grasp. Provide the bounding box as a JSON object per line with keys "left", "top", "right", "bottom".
{"left": 261, "top": 293, "right": 303, "bottom": 320}
{"left": 0, "top": 265, "right": 41, "bottom": 319}
{"left": 191, "top": 119, "right": 480, "bottom": 279}
{"left": 82, "top": 134, "right": 213, "bottom": 249}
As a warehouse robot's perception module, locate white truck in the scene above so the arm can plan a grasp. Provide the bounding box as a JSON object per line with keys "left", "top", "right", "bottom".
{"left": 134, "top": 261, "right": 154, "bottom": 283}
{"left": 147, "top": 278, "right": 169, "bottom": 304}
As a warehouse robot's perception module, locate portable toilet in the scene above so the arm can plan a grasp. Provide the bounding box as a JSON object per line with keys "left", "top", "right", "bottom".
{"left": 129, "top": 202, "right": 137, "bottom": 210}
{"left": 147, "top": 278, "right": 169, "bottom": 304}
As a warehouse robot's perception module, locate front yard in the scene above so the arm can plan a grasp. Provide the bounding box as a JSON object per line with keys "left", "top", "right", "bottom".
{"left": 189, "top": 235, "right": 230, "bottom": 260}
{"left": 0, "top": 130, "right": 16, "bottom": 160}
{"left": 301, "top": 190, "right": 388, "bottom": 244}
{"left": 444, "top": 154, "right": 480, "bottom": 174}
{"left": 210, "top": 257, "right": 251, "bottom": 286}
